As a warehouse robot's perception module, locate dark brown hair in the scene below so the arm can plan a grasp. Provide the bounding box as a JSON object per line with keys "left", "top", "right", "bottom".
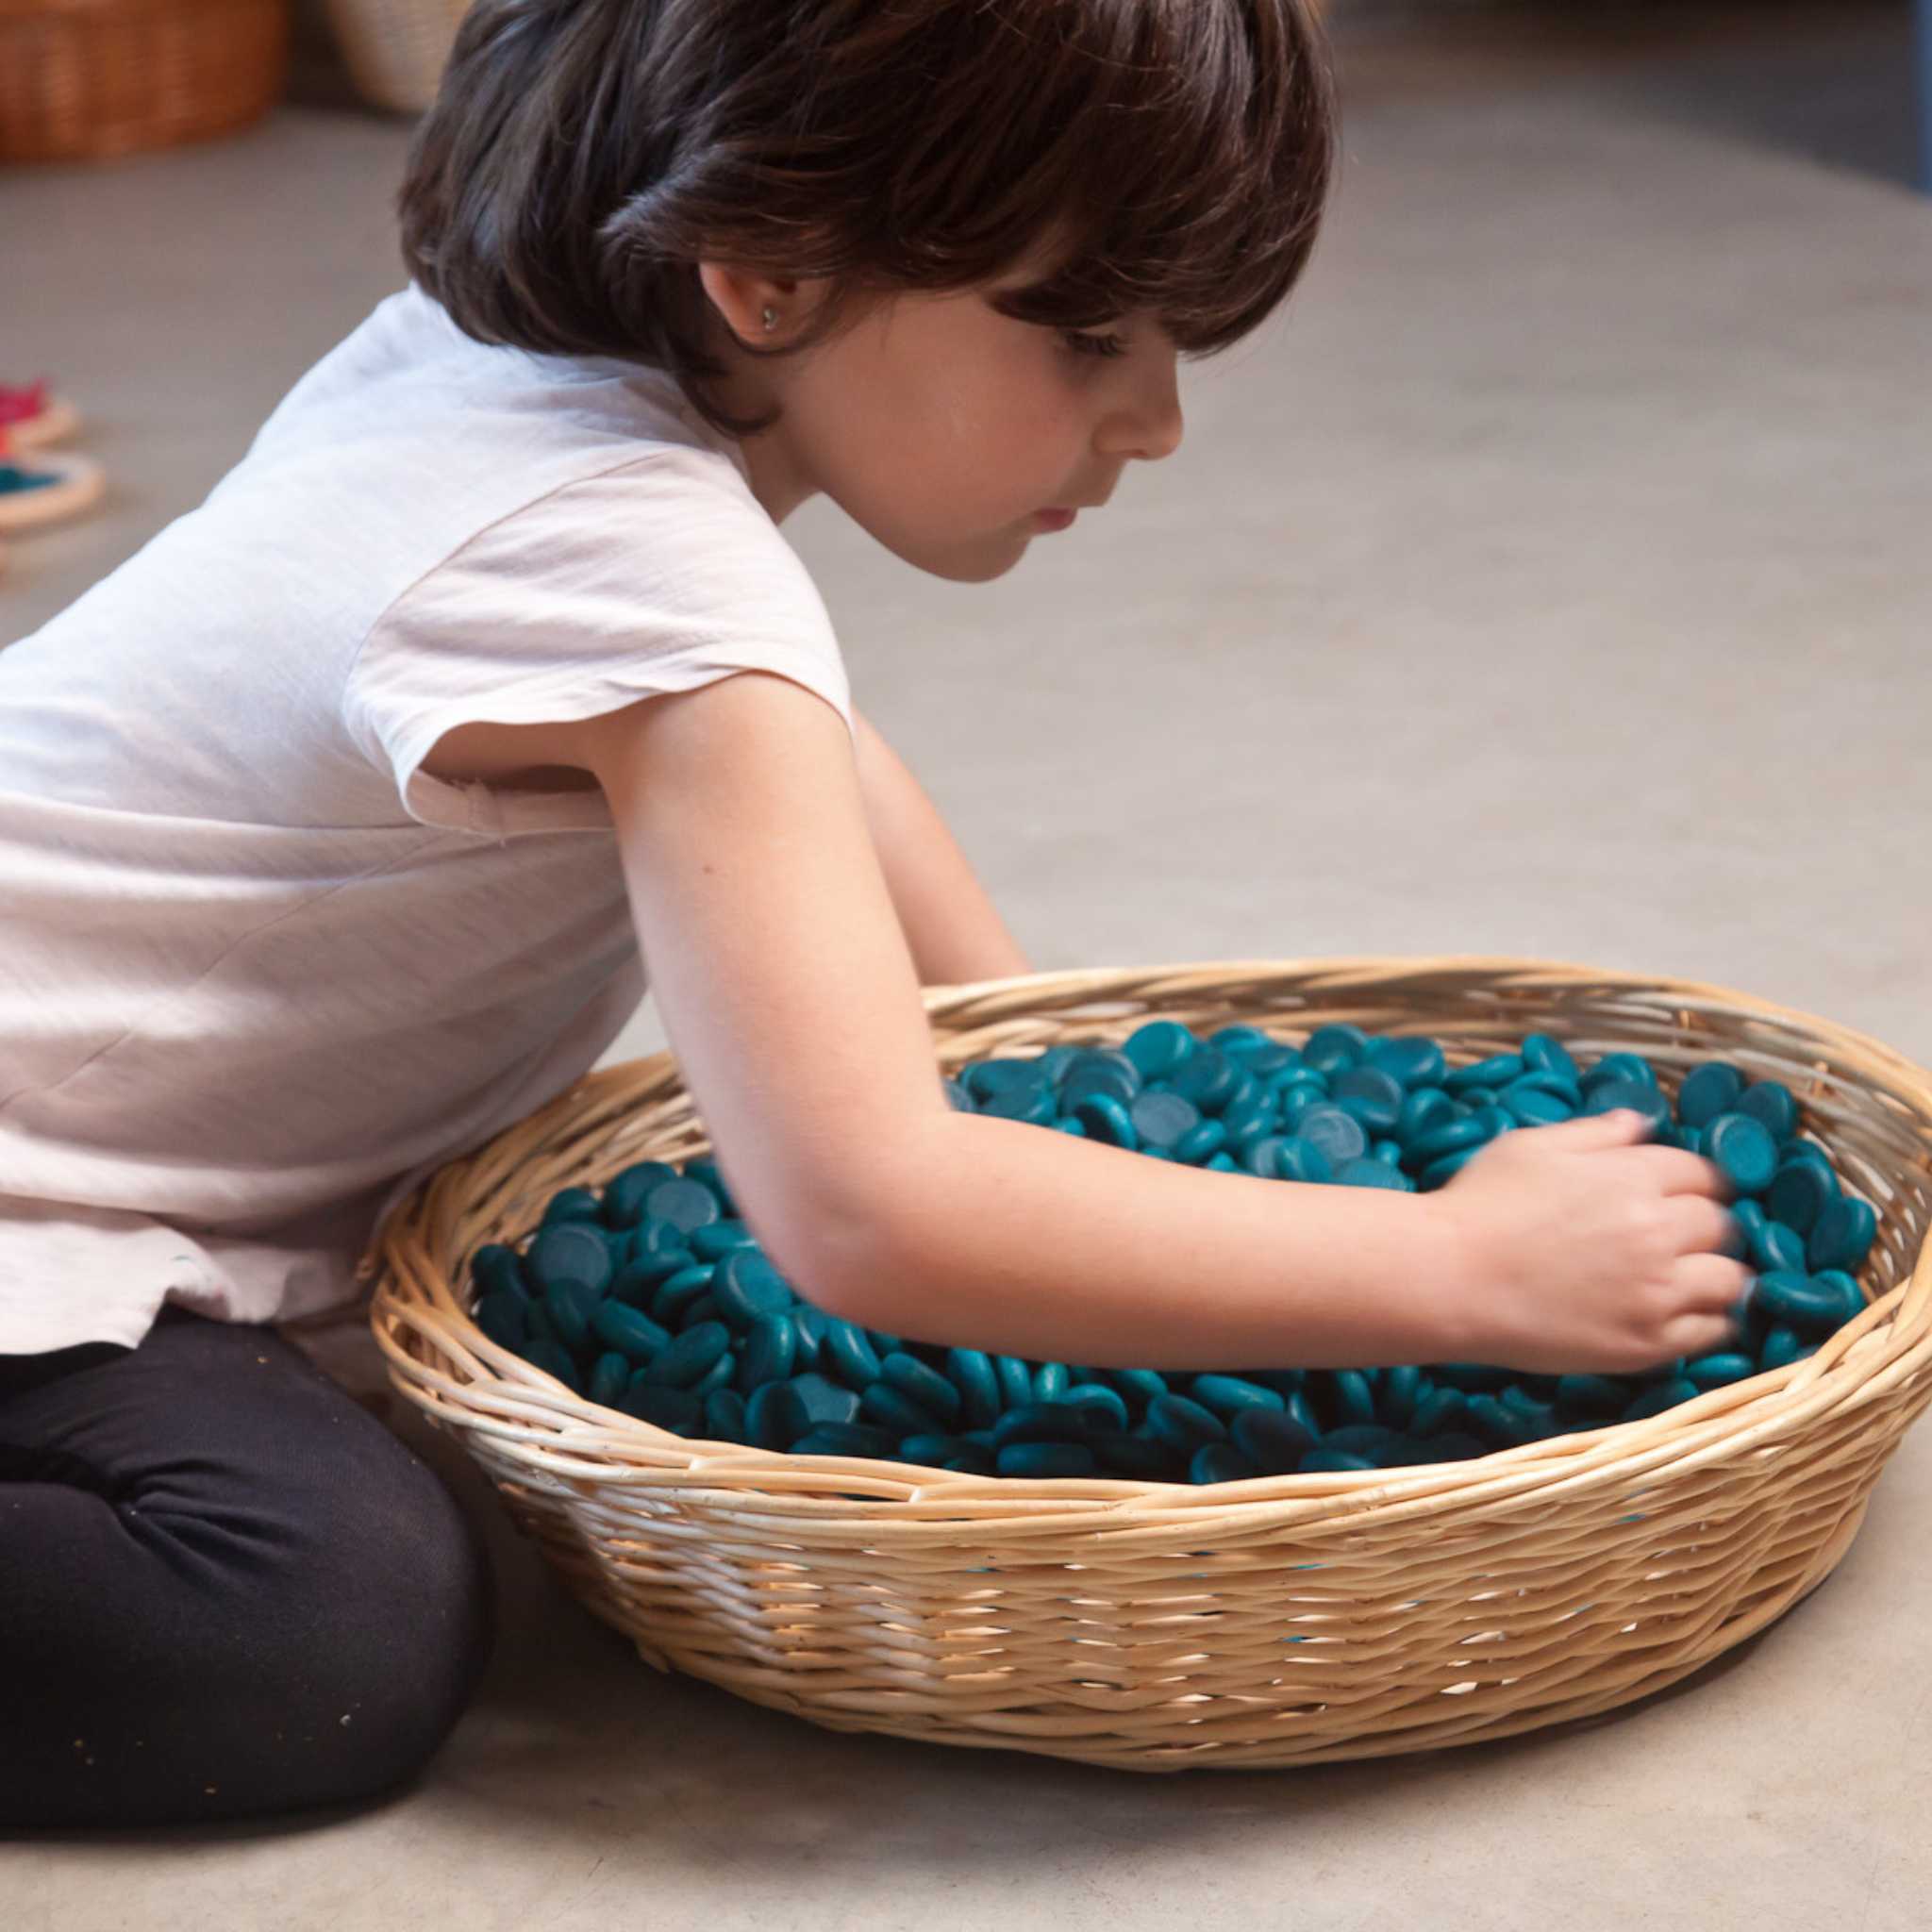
{"left": 396, "top": 0, "right": 1340, "bottom": 441}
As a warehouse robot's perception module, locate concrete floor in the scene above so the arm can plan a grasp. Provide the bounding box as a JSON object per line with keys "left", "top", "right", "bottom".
{"left": 4, "top": 2, "right": 1930, "bottom": 1924}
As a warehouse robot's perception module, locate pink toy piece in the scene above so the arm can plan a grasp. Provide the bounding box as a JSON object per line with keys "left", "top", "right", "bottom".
{"left": 0, "top": 378, "right": 81, "bottom": 450}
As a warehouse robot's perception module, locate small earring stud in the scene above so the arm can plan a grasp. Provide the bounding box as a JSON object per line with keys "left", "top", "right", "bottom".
{"left": 761, "top": 305, "right": 779, "bottom": 331}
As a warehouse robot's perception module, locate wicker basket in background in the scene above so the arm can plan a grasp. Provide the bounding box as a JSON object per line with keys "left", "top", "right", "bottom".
{"left": 0, "top": 0, "right": 289, "bottom": 164}
{"left": 322, "top": 0, "right": 466, "bottom": 114}
{"left": 363, "top": 958, "right": 1932, "bottom": 1772}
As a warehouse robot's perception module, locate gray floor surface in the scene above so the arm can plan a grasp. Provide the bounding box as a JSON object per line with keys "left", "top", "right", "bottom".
{"left": 4, "top": 3, "right": 1929, "bottom": 1925}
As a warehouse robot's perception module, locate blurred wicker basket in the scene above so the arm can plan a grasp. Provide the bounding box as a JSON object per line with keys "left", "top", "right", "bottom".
{"left": 322, "top": 0, "right": 465, "bottom": 114}
{"left": 0, "top": 0, "right": 288, "bottom": 164}
{"left": 363, "top": 956, "right": 1932, "bottom": 1772}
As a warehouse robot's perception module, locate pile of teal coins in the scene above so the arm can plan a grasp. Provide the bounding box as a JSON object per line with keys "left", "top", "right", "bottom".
{"left": 467, "top": 1023, "right": 1880, "bottom": 1484}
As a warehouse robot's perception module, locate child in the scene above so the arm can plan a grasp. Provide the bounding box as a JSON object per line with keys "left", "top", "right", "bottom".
{"left": 0, "top": 0, "right": 1747, "bottom": 1830}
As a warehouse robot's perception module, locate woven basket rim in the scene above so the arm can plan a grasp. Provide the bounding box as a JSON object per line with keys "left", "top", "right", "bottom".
{"left": 0, "top": 0, "right": 276, "bottom": 18}
{"left": 361, "top": 953, "right": 1932, "bottom": 1528}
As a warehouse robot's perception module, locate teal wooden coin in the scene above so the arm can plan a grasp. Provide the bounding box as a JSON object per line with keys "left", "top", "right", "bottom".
{"left": 588, "top": 1350, "right": 631, "bottom": 1409}
{"left": 691, "top": 1218, "right": 758, "bottom": 1261}
{"left": 1735, "top": 1080, "right": 1798, "bottom": 1141}
{"left": 1107, "top": 1366, "right": 1169, "bottom": 1406}
{"left": 1813, "top": 1269, "right": 1866, "bottom": 1323}
{"left": 688, "top": 1351, "right": 737, "bottom": 1401}
{"left": 998, "top": 1441, "right": 1096, "bottom": 1479}
{"left": 1191, "top": 1442, "right": 1260, "bottom": 1484}
{"left": 1684, "top": 1351, "right": 1757, "bottom": 1389}
{"left": 711, "top": 1247, "right": 794, "bottom": 1326}
{"left": 1170, "top": 1049, "right": 1241, "bottom": 1113}
{"left": 1676, "top": 1061, "right": 1745, "bottom": 1127}
{"left": 1502, "top": 1085, "right": 1572, "bottom": 1127}
{"left": 1145, "top": 1392, "right": 1226, "bottom": 1454}
{"left": 991, "top": 1402, "right": 1094, "bottom": 1447}
{"left": 1032, "top": 1359, "right": 1070, "bottom": 1404}
{"left": 1231, "top": 1405, "right": 1317, "bottom": 1472}
{"left": 1401, "top": 1116, "right": 1490, "bottom": 1169}
{"left": 1521, "top": 1033, "right": 1582, "bottom": 1085}
{"left": 1408, "top": 1386, "right": 1468, "bottom": 1435}
{"left": 1270, "top": 1136, "right": 1334, "bottom": 1184}
{"left": 1365, "top": 1036, "right": 1447, "bottom": 1089}
{"left": 1073, "top": 1092, "right": 1137, "bottom": 1147}
{"left": 639, "top": 1320, "right": 731, "bottom": 1388}
{"left": 472, "top": 1244, "right": 529, "bottom": 1299}
{"left": 882, "top": 1351, "right": 963, "bottom": 1425}
{"left": 745, "top": 1378, "right": 812, "bottom": 1449}
{"left": 474, "top": 1290, "right": 527, "bottom": 1350}
{"left": 1123, "top": 1019, "right": 1197, "bottom": 1079}
{"left": 1173, "top": 1119, "right": 1227, "bottom": 1164}
{"left": 1444, "top": 1053, "right": 1524, "bottom": 1095}
{"left": 1062, "top": 1382, "right": 1130, "bottom": 1431}
{"left": 527, "top": 1222, "right": 613, "bottom": 1298}
{"left": 983, "top": 1083, "right": 1057, "bottom": 1126}
{"left": 1294, "top": 1105, "right": 1368, "bottom": 1167}
{"left": 1807, "top": 1195, "right": 1876, "bottom": 1272}
{"left": 601, "top": 1162, "right": 681, "bottom": 1229}
{"left": 1190, "top": 1374, "right": 1285, "bottom": 1421}
{"left": 1754, "top": 1271, "right": 1850, "bottom": 1335}
{"left": 824, "top": 1319, "right": 883, "bottom": 1391}
{"left": 542, "top": 1279, "right": 598, "bottom": 1352}
{"left": 539, "top": 1187, "right": 603, "bottom": 1228}
{"left": 1706, "top": 1113, "right": 1778, "bottom": 1195}
{"left": 790, "top": 1371, "right": 861, "bottom": 1426}
{"left": 644, "top": 1177, "right": 720, "bottom": 1234}
{"left": 591, "top": 1297, "right": 671, "bottom": 1359}
{"left": 946, "top": 1347, "right": 1003, "bottom": 1428}
{"left": 739, "top": 1312, "right": 798, "bottom": 1391}
{"left": 1129, "top": 1089, "right": 1200, "bottom": 1146}
{"left": 1332, "top": 1368, "right": 1376, "bottom": 1427}
{"left": 1331, "top": 1066, "right": 1405, "bottom": 1133}
{"left": 859, "top": 1380, "right": 949, "bottom": 1438}
{"left": 1380, "top": 1364, "right": 1424, "bottom": 1423}
{"left": 995, "top": 1354, "right": 1035, "bottom": 1409}
{"left": 1301, "top": 1024, "right": 1371, "bottom": 1074}
{"left": 1397, "top": 1088, "right": 1457, "bottom": 1141}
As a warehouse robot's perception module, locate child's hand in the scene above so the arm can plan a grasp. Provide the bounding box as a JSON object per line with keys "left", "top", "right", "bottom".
{"left": 1429, "top": 1109, "right": 1751, "bottom": 1376}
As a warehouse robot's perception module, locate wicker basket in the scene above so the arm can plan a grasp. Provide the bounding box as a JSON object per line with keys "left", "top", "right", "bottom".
{"left": 321, "top": 0, "right": 465, "bottom": 114}
{"left": 0, "top": 0, "right": 288, "bottom": 164}
{"left": 363, "top": 957, "right": 1932, "bottom": 1773}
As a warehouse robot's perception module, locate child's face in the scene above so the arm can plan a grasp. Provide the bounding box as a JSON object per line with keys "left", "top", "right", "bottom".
{"left": 696, "top": 244, "right": 1184, "bottom": 583}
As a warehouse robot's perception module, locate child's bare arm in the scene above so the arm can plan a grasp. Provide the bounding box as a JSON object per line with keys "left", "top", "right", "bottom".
{"left": 571, "top": 670, "right": 1463, "bottom": 1370}
{"left": 849, "top": 706, "right": 1033, "bottom": 987}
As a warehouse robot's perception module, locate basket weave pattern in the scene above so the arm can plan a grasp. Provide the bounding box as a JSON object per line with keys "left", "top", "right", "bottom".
{"left": 365, "top": 958, "right": 1932, "bottom": 1771}
{"left": 0, "top": 0, "right": 288, "bottom": 164}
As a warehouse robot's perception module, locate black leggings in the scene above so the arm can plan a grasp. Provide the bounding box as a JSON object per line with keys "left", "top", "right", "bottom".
{"left": 0, "top": 1305, "right": 496, "bottom": 1829}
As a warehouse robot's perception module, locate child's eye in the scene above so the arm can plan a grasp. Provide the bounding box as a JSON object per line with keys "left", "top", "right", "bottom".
{"left": 1060, "top": 329, "right": 1128, "bottom": 361}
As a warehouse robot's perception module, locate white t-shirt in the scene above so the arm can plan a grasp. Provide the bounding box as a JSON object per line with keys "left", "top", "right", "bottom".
{"left": 0, "top": 281, "right": 855, "bottom": 1356}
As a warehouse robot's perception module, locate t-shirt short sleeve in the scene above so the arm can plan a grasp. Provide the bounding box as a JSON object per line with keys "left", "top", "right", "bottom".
{"left": 341, "top": 446, "right": 856, "bottom": 838}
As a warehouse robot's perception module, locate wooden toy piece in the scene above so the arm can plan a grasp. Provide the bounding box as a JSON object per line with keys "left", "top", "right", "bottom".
{"left": 0, "top": 378, "right": 80, "bottom": 450}
{"left": 0, "top": 425, "right": 105, "bottom": 532}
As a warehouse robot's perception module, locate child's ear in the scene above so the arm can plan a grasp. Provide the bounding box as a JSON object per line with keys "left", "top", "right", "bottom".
{"left": 695, "top": 260, "right": 801, "bottom": 348}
